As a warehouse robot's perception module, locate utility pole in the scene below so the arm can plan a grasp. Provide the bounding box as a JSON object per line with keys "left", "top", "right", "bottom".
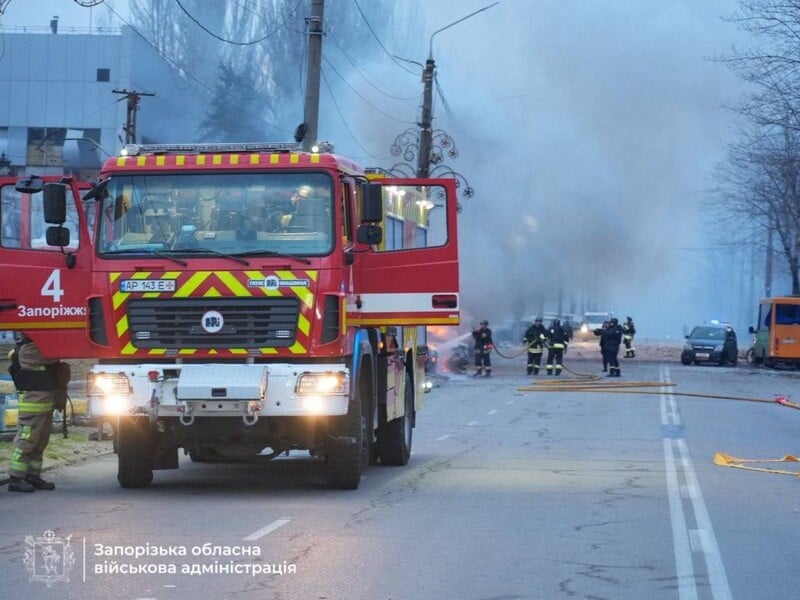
{"left": 113, "top": 88, "right": 154, "bottom": 144}
{"left": 416, "top": 58, "right": 434, "bottom": 177}
{"left": 765, "top": 227, "right": 773, "bottom": 297}
{"left": 302, "top": 0, "right": 324, "bottom": 151}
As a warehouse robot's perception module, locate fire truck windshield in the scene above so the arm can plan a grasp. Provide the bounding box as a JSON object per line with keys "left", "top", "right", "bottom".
{"left": 95, "top": 172, "right": 334, "bottom": 257}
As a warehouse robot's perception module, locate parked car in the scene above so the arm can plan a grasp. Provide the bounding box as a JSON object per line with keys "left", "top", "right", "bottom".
{"left": 680, "top": 323, "right": 738, "bottom": 366}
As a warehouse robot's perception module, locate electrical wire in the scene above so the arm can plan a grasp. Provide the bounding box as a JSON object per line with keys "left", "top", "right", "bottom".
{"left": 322, "top": 54, "right": 415, "bottom": 125}
{"left": 351, "top": 0, "right": 416, "bottom": 76}
{"left": 320, "top": 68, "right": 388, "bottom": 161}
{"left": 103, "top": 2, "right": 289, "bottom": 136}
{"left": 174, "top": 0, "right": 299, "bottom": 46}
{"left": 325, "top": 26, "right": 417, "bottom": 101}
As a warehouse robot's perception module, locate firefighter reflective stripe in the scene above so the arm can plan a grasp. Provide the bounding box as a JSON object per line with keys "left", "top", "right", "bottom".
{"left": 17, "top": 400, "right": 54, "bottom": 414}
{"left": 10, "top": 425, "right": 32, "bottom": 472}
{"left": 347, "top": 292, "right": 459, "bottom": 326}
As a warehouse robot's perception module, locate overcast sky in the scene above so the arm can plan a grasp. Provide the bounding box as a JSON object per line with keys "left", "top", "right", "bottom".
{"left": 2, "top": 0, "right": 761, "bottom": 339}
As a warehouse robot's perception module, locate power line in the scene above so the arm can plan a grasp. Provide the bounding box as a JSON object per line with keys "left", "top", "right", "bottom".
{"left": 103, "top": 2, "right": 290, "bottom": 136}
{"left": 322, "top": 54, "right": 415, "bottom": 125}
{"left": 320, "top": 68, "right": 387, "bottom": 161}
{"left": 351, "top": 0, "right": 416, "bottom": 76}
{"left": 174, "top": 0, "right": 300, "bottom": 46}
{"left": 325, "top": 25, "right": 417, "bottom": 101}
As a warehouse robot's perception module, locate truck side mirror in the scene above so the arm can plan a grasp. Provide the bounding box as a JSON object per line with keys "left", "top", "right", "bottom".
{"left": 356, "top": 223, "right": 382, "bottom": 245}
{"left": 46, "top": 225, "right": 70, "bottom": 247}
{"left": 43, "top": 183, "right": 67, "bottom": 224}
{"left": 360, "top": 184, "right": 383, "bottom": 222}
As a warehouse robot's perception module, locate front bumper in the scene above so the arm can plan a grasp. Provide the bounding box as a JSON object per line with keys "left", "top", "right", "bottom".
{"left": 88, "top": 362, "right": 350, "bottom": 420}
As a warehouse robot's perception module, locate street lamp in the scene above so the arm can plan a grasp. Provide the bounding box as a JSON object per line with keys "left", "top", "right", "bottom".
{"left": 389, "top": 1, "right": 497, "bottom": 199}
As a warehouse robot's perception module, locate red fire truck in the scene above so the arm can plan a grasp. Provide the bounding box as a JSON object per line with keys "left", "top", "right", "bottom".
{"left": 0, "top": 142, "right": 460, "bottom": 489}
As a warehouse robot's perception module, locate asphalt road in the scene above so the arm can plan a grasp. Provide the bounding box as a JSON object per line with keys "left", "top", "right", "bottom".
{"left": 1, "top": 353, "right": 799, "bottom": 600}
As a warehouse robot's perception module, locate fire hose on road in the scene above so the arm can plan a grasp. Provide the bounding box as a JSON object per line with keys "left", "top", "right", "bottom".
{"left": 514, "top": 363, "right": 800, "bottom": 477}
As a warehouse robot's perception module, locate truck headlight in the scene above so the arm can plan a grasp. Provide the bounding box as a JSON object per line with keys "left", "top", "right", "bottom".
{"left": 295, "top": 371, "right": 348, "bottom": 396}
{"left": 88, "top": 372, "right": 133, "bottom": 415}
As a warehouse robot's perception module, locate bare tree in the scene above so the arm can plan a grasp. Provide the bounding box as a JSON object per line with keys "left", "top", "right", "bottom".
{"left": 719, "top": 1, "right": 800, "bottom": 293}
{"left": 718, "top": 123, "right": 800, "bottom": 293}
{"left": 128, "top": 0, "right": 405, "bottom": 142}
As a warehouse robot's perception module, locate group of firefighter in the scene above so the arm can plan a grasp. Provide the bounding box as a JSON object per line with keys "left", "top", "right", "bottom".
{"left": 470, "top": 316, "right": 636, "bottom": 378}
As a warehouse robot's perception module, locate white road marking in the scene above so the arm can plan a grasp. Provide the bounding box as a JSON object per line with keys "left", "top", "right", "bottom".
{"left": 436, "top": 434, "right": 452, "bottom": 441}
{"left": 487, "top": 409, "right": 498, "bottom": 415}
{"left": 243, "top": 518, "right": 291, "bottom": 541}
{"left": 660, "top": 366, "right": 732, "bottom": 600}
{"left": 506, "top": 400, "right": 515, "bottom": 405}
{"left": 467, "top": 420, "right": 478, "bottom": 426}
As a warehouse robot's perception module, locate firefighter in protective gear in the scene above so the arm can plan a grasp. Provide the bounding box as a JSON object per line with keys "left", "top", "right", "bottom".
{"left": 622, "top": 316, "right": 636, "bottom": 358}
{"left": 545, "top": 319, "right": 568, "bottom": 376}
{"left": 523, "top": 317, "right": 547, "bottom": 375}
{"left": 603, "top": 318, "right": 624, "bottom": 376}
{"left": 594, "top": 321, "right": 610, "bottom": 372}
{"left": 7, "top": 335, "right": 63, "bottom": 492}
{"left": 472, "top": 320, "right": 494, "bottom": 377}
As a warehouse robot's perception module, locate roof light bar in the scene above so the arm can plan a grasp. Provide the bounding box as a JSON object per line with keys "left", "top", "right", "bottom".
{"left": 119, "top": 142, "right": 303, "bottom": 157}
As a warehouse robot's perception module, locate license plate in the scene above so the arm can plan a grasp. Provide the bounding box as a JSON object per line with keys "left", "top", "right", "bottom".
{"left": 120, "top": 279, "right": 176, "bottom": 293}
{"left": 695, "top": 352, "right": 710, "bottom": 359}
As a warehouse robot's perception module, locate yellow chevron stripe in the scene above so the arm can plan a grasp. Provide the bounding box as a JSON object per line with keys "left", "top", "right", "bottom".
{"left": 217, "top": 271, "right": 250, "bottom": 295}
{"left": 289, "top": 341, "right": 305, "bottom": 354}
{"left": 270, "top": 154, "right": 279, "bottom": 164}
{"left": 156, "top": 156, "right": 166, "bottom": 167}
{"left": 290, "top": 154, "right": 299, "bottom": 164}
{"left": 230, "top": 155, "right": 239, "bottom": 165}
{"left": 174, "top": 272, "right": 208, "bottom": 297}
{"left": 177, "top": 156, "right": 185, "bottom": 166}
{"left": 116, "top": 314, "right": 128, "bottom": 337}
{"left": 298, "top": 313, "right": 310, "bottom": 336}
{"left": 311, "top": 154, "right": 320, "bottom": 163}
{"left": 250, "top": 154, "right": 260, "bottom": 165}
{"left": 122, "top": 341, "right": 137, "bottom": 354}
{"left": 213, "top": 155, "right": 222, "bottom": 165}
{"left": 204, "top": 286, "right": 222, "bottom": 297}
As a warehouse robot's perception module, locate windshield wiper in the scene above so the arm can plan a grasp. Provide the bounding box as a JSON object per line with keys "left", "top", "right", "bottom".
{"left": 173, "top": 247, "right": 250, "bottom": 266}
{"left": 100, "top": 247, "right": 188, "bottom": 266}
{"left": 238, "top": 250, "right": 311, "bottom": 265}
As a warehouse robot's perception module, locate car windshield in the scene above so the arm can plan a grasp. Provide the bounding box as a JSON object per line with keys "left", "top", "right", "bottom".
{"left": 94, "top": 172, "right": 334, "bottom": 257}
{"left": 690, "top": 326, "right": 726, "bottom": 339}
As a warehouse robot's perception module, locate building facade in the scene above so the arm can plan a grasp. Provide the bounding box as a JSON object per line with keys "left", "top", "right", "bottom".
{"left": 0, "top": 23, "right": 207, "bottom": 180}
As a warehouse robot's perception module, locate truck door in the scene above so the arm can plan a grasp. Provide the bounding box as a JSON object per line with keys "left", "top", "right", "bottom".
{"left": 0, "top": 177, "right": 96, "bottom": 358}
{"left": 350, "top": 178, "right": 460, "bottom": 327}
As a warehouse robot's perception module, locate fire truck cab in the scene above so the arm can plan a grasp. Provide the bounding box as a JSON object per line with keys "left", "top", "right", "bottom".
{"left": 0, "top": 142, "right": 460, "bottom": 489}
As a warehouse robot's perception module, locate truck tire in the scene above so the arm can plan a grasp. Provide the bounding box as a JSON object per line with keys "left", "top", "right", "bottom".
{"left": 326, "top": 386, "right": 364, "bottom": 490}
{"left": 116, "top": 417, "right": 154, "bottom": 488}
{"left": 377, "top": 372, "right": 413, "bottom": 466}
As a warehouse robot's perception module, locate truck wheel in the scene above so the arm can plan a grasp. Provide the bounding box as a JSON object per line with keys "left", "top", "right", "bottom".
{"left": 326, "top": 386, "right": 364, "bottom": 490}
{"left": 377, "top": 372, "right": 413, "bottom": 466}
{"left": 116, "top": 417, "right": 154, "bottom": 488}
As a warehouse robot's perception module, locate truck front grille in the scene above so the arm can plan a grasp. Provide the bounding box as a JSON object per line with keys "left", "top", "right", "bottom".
{"left": 126, "top": 297, "right": 300, "bottom": 349}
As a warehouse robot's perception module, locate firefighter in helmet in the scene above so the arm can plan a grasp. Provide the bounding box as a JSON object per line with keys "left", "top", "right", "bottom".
{"left": 622, "top": 316, "right": 636, "bottom": 358}
{"left": 7, "top": 334, "right": 69, "bottom": 492}
{"left": 602, "top": 317, "right": 624, "bottom": 376}
{"left": 545, "top": 319, "right": 568, "bottom": 376}
{"left": 472, "top": 320, "right": 494, "bottom": 377}
{"left": 523, "top": 317, "right": 547, "bottom": 376}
